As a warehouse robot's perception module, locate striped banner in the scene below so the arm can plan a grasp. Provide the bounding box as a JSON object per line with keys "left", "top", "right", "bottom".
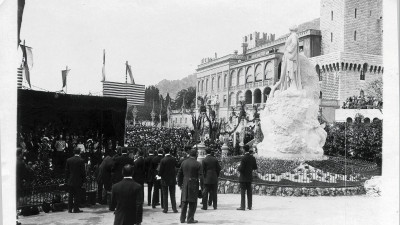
{"left": 103, "top": 81, "right": 145, "bottom": 105}
{"left": 17, "top": 66, "right": 23, "bottom": 89}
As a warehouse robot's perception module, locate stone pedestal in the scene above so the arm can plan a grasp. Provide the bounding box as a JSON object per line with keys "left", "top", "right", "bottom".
{"left": 221, "top": 143, "right": 229, "bottom": 158}
{"left": 221, "top": 134, "right": 230, "bottom": 158}
{"left": 195, "top": 142, "right": 206, "bottom": 162}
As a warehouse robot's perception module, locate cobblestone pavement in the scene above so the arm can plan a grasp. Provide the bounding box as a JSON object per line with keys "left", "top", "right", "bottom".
{"left": 18, "top": 187, "right": 383, "bottom": 225}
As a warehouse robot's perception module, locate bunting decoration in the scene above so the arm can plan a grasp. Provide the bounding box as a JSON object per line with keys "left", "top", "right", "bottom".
{"left": 103, "top": 81, "right": 145, "bottom": 105}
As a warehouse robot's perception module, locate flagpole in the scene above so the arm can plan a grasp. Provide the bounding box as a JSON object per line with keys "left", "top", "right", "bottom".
{"left": 125, "top": 61, "right": 128, "bottom": 84}
{"left": 66, "top": 65, "right": 68, "bottom": 94}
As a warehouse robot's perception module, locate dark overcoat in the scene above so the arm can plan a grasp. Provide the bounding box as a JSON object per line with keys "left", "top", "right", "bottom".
{"left": 65, "top": 155, "right": 86, "bottom": 187}
{"left": 178, "top": 157, "right": 203, "bottom": 202}
{"left": 150, "top": 155, "right": 163, "bottom": 181}
{"left": 202, "top": 155, "right": 221, "bottom": 185}
{"left": 159, "top": 155, "right": 177, "bottom": 186}
{"left": 238, "top": 153, "right": 258, "bottom": 183}
{"left": 133, "top": 156, "right": 145, "bottom": 184}
{"left": 110, "top": 178, "right": 143, "bottom": 225}
{"left": 144, "top": 154, "right": 155, "bottom": 182}
{"left": 112, "top": 155, "right": 134, "bottom": 183}
{"left": 97, "top": 155, "right": 115, "bottom": 184}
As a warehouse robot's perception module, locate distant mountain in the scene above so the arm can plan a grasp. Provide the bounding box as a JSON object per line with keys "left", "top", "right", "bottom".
{"left": 156, "top": 74, "right": 197, "bottom": 99}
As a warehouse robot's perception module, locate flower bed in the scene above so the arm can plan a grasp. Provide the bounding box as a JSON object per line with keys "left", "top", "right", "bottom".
{"left": 219, "top": 155, "right": 380, "bottom": 188}
{"left": 217, "top": 178, "right": 366, "bottom": 196}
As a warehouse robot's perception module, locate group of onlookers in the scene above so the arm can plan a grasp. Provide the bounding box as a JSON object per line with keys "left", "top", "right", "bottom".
{"left": 18, "top": 124, "right": 261, "bottom": 225}
{"left": 342, "top": 95, "right": 382, "bottom": 109}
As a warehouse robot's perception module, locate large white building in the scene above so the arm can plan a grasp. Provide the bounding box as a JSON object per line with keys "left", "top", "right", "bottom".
{"left": 195, "top": 0, "right": 383, "bottom": 123}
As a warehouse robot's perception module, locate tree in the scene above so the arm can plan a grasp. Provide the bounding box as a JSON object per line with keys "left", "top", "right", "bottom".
{"left": 137, "top": 86, "right": 161, "bottom": 122}
{"left": 366, "top": 79, "right": 382, "bottom": 100}
{"left": 174, "top": 86, "right": 196, "bottom": 110}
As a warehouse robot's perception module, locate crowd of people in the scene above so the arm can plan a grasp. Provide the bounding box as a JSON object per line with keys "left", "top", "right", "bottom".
{"left": 341, "top": 95, "right": 382, "bottom": 109}
{"left": 17, "top": 124, "right": 260, "bottom": 224}
{"left": 125, "top": 125, "right": 193, "bottom": 154}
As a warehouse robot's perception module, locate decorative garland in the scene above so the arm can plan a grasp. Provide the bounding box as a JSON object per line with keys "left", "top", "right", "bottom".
{"left": 218, "top": 178, "right": 366, "bottom": 197}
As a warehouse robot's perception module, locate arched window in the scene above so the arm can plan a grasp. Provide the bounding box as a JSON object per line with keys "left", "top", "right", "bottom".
{"left": 354, "top": 31, "right": 357, "bottom": 41}
{"left": 277, "top": 62, "right": 282, "bottom": 80}
{"left": 331, "top": 11, "right": 333, "bottom": 20}
{"left": 198, "top": 81, "right": 201, "bottom": 91}
{"left": 355, "top": 8, "right": 357, "bottom": 18}
{"left": 238, "top": 69, "right": 245, "bottom": 85}
{"left": 316, "top": 65, "right": 321, "bottom": 81}
{"left": 360, "top": 70, "right": 365, "bottom": 80}
{"left": 180, "top": 118, "right": 182, "bottom": 123}
{"left": 224, "top": 74, "right": 227, "bottom": 88}
{"left": 346, "top": 117, "right": 353, "bottom": 123}
{"left": 206, "top": 79, "right": 209, "bottom": 91}
{"left": 255, "top": 64, "right": 262, "bottom": 81}
{"left": 320, "top": 91, "right": 322, "bottom": 99}
{"left": 245, "top": 66, "right": 253, "bottom": 83}
{"left": 185, "top": 118, "right": 187, "bottom": 123}
{"left": 230, "top": 71, "right": 236, "bottom": 87}
{"left": 217, "top": 76, "right": 221, "bottom": 89}
{"left": 331, "top": 32, "right": 333, "bottom": 42}
{"left": 211, "top": 77, "right": 214, "bottom": 91}
{"left": 364, "top": 118, "right": 370, "bottom": 123}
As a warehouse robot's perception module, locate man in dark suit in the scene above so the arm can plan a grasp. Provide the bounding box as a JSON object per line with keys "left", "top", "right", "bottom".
{"left": 144, "top": 149, "right": 155, "bottom": 206}
{"left": 237, "top": 146, "right": 258, "bottom": 211}
{"left": 201, "top": 148, "right": 221, "bottom": 210}
{"left": 112, "top": 148, "right": 134, "bottom": 184}
{"left": 65, "top": 147, "right": 86, "bottom": 213}
{"left": 151, "top": 149, "right": 164, "bottom": 208}
{"left": 110, "top": 165, "right": 143, "bottom": 225}
{"left": 133, "top": 149, "right": 145, "bottom": 203}
{"left": 97, "top": 151, "right": 115, "bottom": 204}
{"left": 178, "top": 149, "right": 203, "bottom": 224}
{"left": 159, "top": 148, "right": 178, "bottom": 213}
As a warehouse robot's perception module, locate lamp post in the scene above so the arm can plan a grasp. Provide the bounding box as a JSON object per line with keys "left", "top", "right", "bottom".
{"left": 132, "top": 106, "right": 138, "bottom": 125}
{"left": 150, "top": 110, "right": 155, "bottom": 126}
{"left": 195, "top": 111, "right": 207, "bottom": 162}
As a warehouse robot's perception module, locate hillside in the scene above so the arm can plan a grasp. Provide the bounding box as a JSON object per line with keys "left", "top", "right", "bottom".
{"left": 156, "top": 73, "right": 197, "bottom": 99}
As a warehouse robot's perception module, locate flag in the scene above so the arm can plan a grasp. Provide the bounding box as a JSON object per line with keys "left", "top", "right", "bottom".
{"left": 126, "top": 62, "right": 135, "bottom": 84}
{"left": 101, "top": 49, "right": 106, "bottom": 82}
{"left": 18, "top": 0, "right": 25, "bottom": 46}
{"left": 62, "top": 68, "right": 70, "bottom": 88}
{"left": 20, "top": 43, "right": 33, "bottom": 87}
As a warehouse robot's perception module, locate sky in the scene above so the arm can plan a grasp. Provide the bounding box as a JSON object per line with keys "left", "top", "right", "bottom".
{"left": 20, "top": 0, "right": 320, "bottom": 95}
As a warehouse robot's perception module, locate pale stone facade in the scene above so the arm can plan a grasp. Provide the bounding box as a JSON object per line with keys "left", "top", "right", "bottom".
{"left": 195, "top": 0, "right": 383, "bottom": 123}
{"left": 170, "top": 109, "right": 193, "bottom": 129}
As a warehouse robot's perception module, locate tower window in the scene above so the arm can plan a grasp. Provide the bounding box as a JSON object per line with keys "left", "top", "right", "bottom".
{"left": 331, "top": 32, "right": 333, "bottom": 42}
{"left": 355, "top": 8, "right": 357, "bottom": 18}
{"left": 360, "top": 70, "right": 365, "bottom": 80}
{"left": 331, "top": 11, "right": 333, "bottom": 20}
{"left": 354, "top": 31, "right": 357, "bottom": 41}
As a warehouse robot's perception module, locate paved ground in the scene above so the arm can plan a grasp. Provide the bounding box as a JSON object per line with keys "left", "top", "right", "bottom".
{"left": 19, "top": 187, "right": 383, "bottom": 225}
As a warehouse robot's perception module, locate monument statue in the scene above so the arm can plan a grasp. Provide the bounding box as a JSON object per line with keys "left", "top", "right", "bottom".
{"left": 257, "top": 26, "right": 327, "bottom": 160}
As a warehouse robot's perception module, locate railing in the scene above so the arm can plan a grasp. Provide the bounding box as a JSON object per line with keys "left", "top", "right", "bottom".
{"left": 17, "top": 177, "right": 98, "bottom": 209}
